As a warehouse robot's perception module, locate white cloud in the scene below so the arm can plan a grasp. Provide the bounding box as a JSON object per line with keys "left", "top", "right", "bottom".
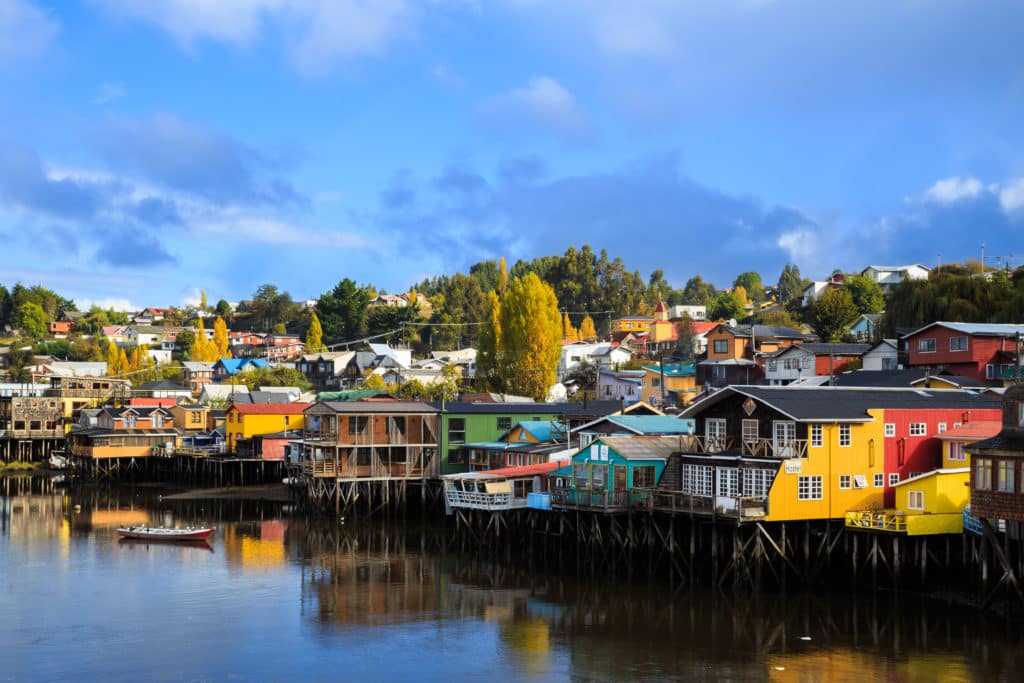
{"left": 96, "top": 0, "right": 281, "bottom": 47}
{"left": 479, "top": 76, "right": 590, "bottom": 138}
{"left": 0, "top": 0, "right": 58, "bottom": 61}
{"left": 922, "top": 176, "right": 984, "bottom": 204}
{"left": 78, "top": 297, "right": 139, "bottom": 312}
{"left": 998, "top": 178, "right": 1024, "bottom": 213}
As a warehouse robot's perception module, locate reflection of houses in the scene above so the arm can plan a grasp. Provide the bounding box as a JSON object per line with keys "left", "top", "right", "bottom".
{"left": 301, "top": 401, "right": 440, "bottom": 480}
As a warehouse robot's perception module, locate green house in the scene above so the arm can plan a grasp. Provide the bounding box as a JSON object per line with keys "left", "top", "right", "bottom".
{"left": 551, "top": 435, "right": 675, "bottom": 511}
{"left": 438, "top": 401, "right": 621, "bottom": 475}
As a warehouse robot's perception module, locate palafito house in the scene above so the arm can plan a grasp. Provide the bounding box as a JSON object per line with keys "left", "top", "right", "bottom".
{"left": 967, "top": 383, "right": 1024, "bottom": 524}
{"left": 641, "top": 363, "right": 697, "bottom": 407}
{"left": 670, "top": 386, "right": 999, "bottom": 523}
{"left": 226, "top": 402, "right": 311, "bottom": 454}
{"left": 551, "top": 435, "right": 676, "bottom": 512}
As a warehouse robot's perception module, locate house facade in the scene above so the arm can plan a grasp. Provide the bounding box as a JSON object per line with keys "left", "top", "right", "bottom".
{"left": 861, "top": 264, "right": 930, "bottom": 292}
{"left": 968, "top": 384, "right": 1024, "bottom": 523}
{"left": 226, "top": 402, "right": 310, "bottom": 453}
{"left": 551, "top": 436, "right": 674, "bottom": 512}
{"left": 903, "top": 322, "right": 1024, "bottom": 381}
{"left": 641, "top": 363, "right": 697, "bottom": 407}
{"left": 698, "top": 324, "right": 814, "bottom": 389}
{"left": 861, "top": 339, "right": 899, "bottom": 371}
{"left": 764, "top": 343, "right": 870, "bottom": 386}
{"left": 597, "top": 369, "right": 645, "bottom": 405}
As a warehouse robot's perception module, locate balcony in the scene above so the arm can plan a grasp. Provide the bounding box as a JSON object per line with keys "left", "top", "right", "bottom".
{"left": 741, "top": 438, "right": 808, "bottom": 459}
{"left": 550, "top": 488, "right": 633, "bottom": 512}
{"left": 443, "top": 485, "right": 526, "bottom": 512}
{"left": 635, "top": 489, "right": 767, "bottom": 520}
{"left": 845, "top": 510, "right": 906, "bottom": 533}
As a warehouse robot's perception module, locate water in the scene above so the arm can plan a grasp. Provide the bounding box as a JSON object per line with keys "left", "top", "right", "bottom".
{"left": 2, "top": 474, "right": 1022, "bottom": 682}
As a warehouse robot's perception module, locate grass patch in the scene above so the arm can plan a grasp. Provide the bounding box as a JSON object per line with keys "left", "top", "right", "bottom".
{"left": 0, "top": 461, "right": 39, "bottom": 471}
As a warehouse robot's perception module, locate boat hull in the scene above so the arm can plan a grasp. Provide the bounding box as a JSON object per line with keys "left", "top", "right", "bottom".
{"left": 116, "top": 526, "right": 216, "bottom": 541}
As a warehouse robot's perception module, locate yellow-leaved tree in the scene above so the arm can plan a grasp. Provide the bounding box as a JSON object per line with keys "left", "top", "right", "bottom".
{"left": 106, "top": 342, "right": 122, "bottom": 376}
{"left": 476, "top": 290, "right": 503, "bottom": 391}
{"left": 212, "top": 316, "right": 231, "bottom": 358}
{"left": 499, "top": 273, "right": 562, "bottom": 401}
{"left": 579, "top": 314, "right": 597, "bottom": 340}
{"left": 305, "top": 311, "right": 325, "bottom": 352}
{"left": 192, "top": 317, "right": 214, "bottom": 362}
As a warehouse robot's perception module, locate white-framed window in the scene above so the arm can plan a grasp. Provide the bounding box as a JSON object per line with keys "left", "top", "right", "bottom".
{"left": 797, "top": 475, "right": 823, "bottom": 501}
{"left": 997, "top": 460, "right": 1016, "bottom": 493}
{"left": 810, "top": 424, "right": 823, "bottom": 447}
{"left": 986, "top": 364, "right": 995, "bottom": 380}
{"left": 937, "top": 422, "right": 946, "bottom": 433}
{"left": 742, "top": 419, "right": 759, "bottom": 444}
{"left": 681, "top": 464, "right": 714, "bottom": 496}
{"left": 908, "top": 490, "right": 924, "bottom": 510}
{"left": 839, "top": 424, "right": 851, "bottom": 447}
{"left": 705, "top": 418, "right": 727, "bottom": 452}
{"left": 717, "top": 468, "right": 739, "bottom": 497}
{"left": 874, "top": 473, "right": 885, "bottom": 488}
{"left": 976, "top": 458, "right": 992, "bottom": 490}
{"left": 853, "top": 474, "right": 868, "bottom": 489}
{"left": 838, "top": 474, "right": 851, "bottom": 490}
{"left": 909, "top": 423, "right": 926, "bottom": 436}
{"left": 742, "top": 468, "right": 774, "bottom": 498}
{"left": 949, "top": 336, "right": 968, "bottom": 352}
{"left": 889, "top": 473, "right": 900, "bottom": 487}
{"left": 884, "top": 423, "right": 895, "bottom": 437}
{"left": 918, "top": 338, "right": 936, "bottom": 353}
{"left": 949, "top": 442, "right": 965, "bottom": 461}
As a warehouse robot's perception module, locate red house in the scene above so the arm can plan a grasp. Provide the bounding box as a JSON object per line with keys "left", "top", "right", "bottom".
{"left": 880, "top": 402, "right": 1001, "bottom": 505}
{"left": 903, "top": 322, "right": 1024, "bottom": 382}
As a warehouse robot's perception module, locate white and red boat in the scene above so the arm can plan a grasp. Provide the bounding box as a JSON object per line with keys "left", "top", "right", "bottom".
{"left": 116, "top": 526, "right": 216, "bottom": 541}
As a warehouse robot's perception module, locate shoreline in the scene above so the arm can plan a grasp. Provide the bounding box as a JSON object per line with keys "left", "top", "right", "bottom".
{"left": 160, "top": 483, "right": 293, "bottom": 502}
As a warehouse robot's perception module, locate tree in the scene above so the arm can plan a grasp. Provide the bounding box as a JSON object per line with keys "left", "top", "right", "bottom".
{"left": 237, "top": 366, "right": 312, "bottom": 392}
{"left": 476, "top": 290, "right": 503, "bottom": 390}
{"left": 680, "top": 275, "right": 717, "bottom": 306}
{"left": 361, "top": 372, "right": 386, "bottom": 390}
{"left": 16, "top": 302, "right": 48, "bottom": 339}
{"left": 106, "top": 342, "right": 122, "bottom": 376}
{"left": 647, "top": 268, "right": 671, "bottom": 306}
{"left": 842, "top": 274, "right": 885, "bottom": 314}
{"left": 272, "top": 322, "right": 287, "bottom": 335}
{"left": 199, "top": 288, "right": 208, "bottom": 312}
{"left": 215, "top": 299, "right": 232, "bottom": 318}
{"left": 709, "top": 289, "right": 746, "bottom": 321}
{"left": 733, "top": 272, "right": 765, "bottom": 303}
{"left": 192, "top": 318, "right": 214, "bottom": 362}
{"left": 176, "top": 329, "right": 195, "bottom": 360}
{"left": 498, "top": 273, "right": 562, "bottom": 401}
{"left": 777, "top": 264, "right": 809, "bottom": 304}
{"left": 316, "top": 278, "right": 370, "bottom": 343}
{"left": 756, "top": 309, "right": 801, "bottom": 329}
{"left": 810, "top": 287, "right": 859, "bottom": 342}
{"left": 305, "top": 312, "right": 325, "bottom": 352}
{"left": 579, "top": 314, "right": 597, "bottom": 340}
{"left": 497, "top": 256, "right": 509, "bottom": 294}
{"left": 212, "top": 316, "right": 231, "bottom": 358}
{"left": 675, "top": 314, "right": 696, "bottom": 360}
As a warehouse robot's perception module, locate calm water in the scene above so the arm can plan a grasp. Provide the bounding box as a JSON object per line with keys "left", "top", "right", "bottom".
{"left": 2, "top": 475, "right": 1022, "bottom": 683}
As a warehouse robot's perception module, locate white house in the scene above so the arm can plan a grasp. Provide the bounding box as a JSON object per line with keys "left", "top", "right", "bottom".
{"left": 861, "top": 339, "right": 899, "bottom": 371}
{"left": 861, "top": 264, "right": 930, "bottom": 292}
{"left": 668, "top": 305, "right": 706, "bottom": 321}
{"left": 558, "top": 342, "right": 632, "bottom": 379}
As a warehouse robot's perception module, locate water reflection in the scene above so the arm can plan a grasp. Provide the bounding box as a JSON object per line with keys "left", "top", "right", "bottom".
{"left": 2, "top": 474, "right": 1023, "bottom": 682}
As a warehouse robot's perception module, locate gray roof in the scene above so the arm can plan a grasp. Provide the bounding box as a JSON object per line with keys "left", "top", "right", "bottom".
{"left": 183, "top": 362, "right": 215, "bottom": 372}
{"left": 440, "top": 400, "right": 623, "bottom": 416}
{"left": 313, "top": 400, "right": 437, "bottom": 414}
{"left": 718, "top": 324, "right": 814, "bottom": 340}
{"left": 598, "top": 435, "right": 678, "bottom": 460}
{"left": 682, "top": 385, "right": 998, "bottom": 422}
{"left": 831, "top": 368, "right": 993, "bottom": 389}
{"left": 777, "top": 343, "right": 872, "bottom": 357}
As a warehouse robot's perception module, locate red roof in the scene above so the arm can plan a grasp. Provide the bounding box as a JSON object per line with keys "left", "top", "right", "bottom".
{"left": 230, "top": 402, "right": 312, "bottom": 415}
{"left": 476, "top": 461, "right": 562, "bottom": 478}
{"left": 936, "top": 420, "right": 1002, "bottom": 441}
{"left": 129, "top": 398, "right": 178, "bottom": 408}
{"left": 691, "top": 322, "right": 718, "bottom": 335}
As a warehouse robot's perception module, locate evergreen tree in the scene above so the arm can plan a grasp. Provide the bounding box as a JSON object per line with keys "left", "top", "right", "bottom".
{"left": 317, "top": 278, "right": 370, "bottom": 343}
{"left": 305, "top": 312, "right": 326, "bottom": 352}
{"left": 675, "top": 314, "right": 696, "bottom": 360}
{"left": 777, "top": 264, "right": 808, "bottom": 304}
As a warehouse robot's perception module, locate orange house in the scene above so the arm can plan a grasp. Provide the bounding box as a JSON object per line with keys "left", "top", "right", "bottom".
{"left": 699, "top": 324, "right": 815, "bottom": 389}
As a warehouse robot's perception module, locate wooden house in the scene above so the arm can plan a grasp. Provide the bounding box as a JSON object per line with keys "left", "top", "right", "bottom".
{"left": 967, "top": 383, "right": 1024, "bottom": 523}
{"left": 847, "top": 468, "right": 972, "bottom": 535}
{"left": 902, "top": 322, "right": 1024, "bottom": 382}
{"left": 698, "top": 324, "right": 815, "bottom": 389}
{"left": 463, "top": 420, "right": 570, "bottom": 471}
{"left": 169, "top": 403, "right": 210, "bottom": 431}
{"left": 443, "top": 461, "right": 562, "bottom": 512}
{"left": 96, "top": 406, "right": 174, "bottom": 430}
{"left": 550, "top": 436, "right": 675, "bottom": 512}
{"left": 641, "top": 363, "right": 697, "bottom": 407}
{"left": 573, "top": 414, "right": 695, "bottom": 449}
{"left": 226, "top": 402, "right": 310, "bottom": 453}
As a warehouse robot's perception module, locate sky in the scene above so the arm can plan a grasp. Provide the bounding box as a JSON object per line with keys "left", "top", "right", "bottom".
{"left": 1, "top": 0, "right": 1023, "bottom": 311}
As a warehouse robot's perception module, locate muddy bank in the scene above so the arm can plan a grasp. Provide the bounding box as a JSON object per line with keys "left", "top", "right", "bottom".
{"left": 161, "top": 484, "right": 293, "bottom": 502}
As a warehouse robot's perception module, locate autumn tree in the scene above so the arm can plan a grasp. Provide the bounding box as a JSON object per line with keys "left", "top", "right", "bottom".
{"left": 212, "top": 316, "right": 231, "bottom": 358}
{"left": 361, "top": 371, "right": 386, "bottom": 390}
{"left": 106, "top": 342, "right": 123, "bottom": 376}
{"left": 733, "top": 272, "right": 765, "bottom": 303}
{"left": 498, "top": 273, "right": 562, "bottom": 401}
{"left": 810, "top": 287, "right": 859, "bottom": 342}
{"left": 199, "top": 288, "right": 208, "bottom": 312}
{"left": 192, "top": 317, "right": 214, "bottom": 362}
{"left": 305, "top": 311, "right": 326, "bottom": 352}
{"left": 476, "top": 290, "right": 503, "bottom": 390}
{"left": 579, "top": 314, "right": 597, "bottom": 340}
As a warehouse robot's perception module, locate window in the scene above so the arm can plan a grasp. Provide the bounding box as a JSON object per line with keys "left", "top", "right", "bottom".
{"left": 1019, "top": 402, "right": 1024, "bottom": 427}
{"left": 579, "top": 433, "right": 594, "bottom": 447}
{"left": 448, "top": 418, "right": 466, "bottom": 444}
{"left": 633, "top": 465, "right": 656, "bottom": 488}
{"left": 574, "top": 464, "right": 590, "bottom": 488}
{"left": 768, "top": 360, "right": 778, "bottom": 372}
{"left": 592, "top": 465, "right": 607, "bottom": 488}
{"left": 853, "top": 475, "right": 868, "bottom": 489}
{"left": 652, "top": 377, "right": 661, "bottom": 388}
{"left": 949, "top": 442, "right": 965, "bottom": 461}
{"left": 717, "top": 468, "right": 739, "bottom": 497}
{"left": 496, "top": 417, "right": 512, "bottom": 431}
{"left": 348, "top": 416, "right": 368, "bottom": 435}
{"left": 908, "top": 490, "right": 924, "bottom": 510}
{"left": 949, "top": 336, "right": 968, "bottom": 352}
{"left": 839, "top": 474, "right": 851, "bottom": 490}
{"left": 713, "top": 339, "right": 728, "bottom": 354}
{"left": 810, "top": 424, "right": 823, "bottom": 447}
{"left": 882, "top": 357, "right": 898, "bottom": 370}
{"left": 681, "top": 464, "right": 714, "bottom": 496}
{"left": 705, "top": 418, "right": 727, "bottom": 452}
{"left": 909, "top": 423, "right": 926, "bottom": 436}
{"left": 936, "top": 422, "right": 946, "bottom": 434}
{"left": 743, "top": 469, "right": 774, "bottom": 498}
{"left": 884, "top": 423, "right": 895, "bottom": 437}
{"left": 986, "top": 364, "right": 996, "bottom": 380}
{"left": 742, "top": 419, "right": 759, "bottom": 444}
{"left": 388, "top": 416, "right": 406, "bottom": 436}
{"left": 917, "top": 338, "right": 936, "bottom": 353}
{"left": 839, "top": 424, "right": 851, "bottom": 447}
{"left": 976, "top": 458, "right": 992, "bottom": 490}
{"left": 283, "top": 416, "right": 290, "bottom": 427}
{"left": 997, "top": 460, "right": 1015, "bottom": 493}
{"left": 874, "top": 473, "right": 885, "bottom": 488}
{"left": 797, "top": 476, "right": 823, "bottom": 501}
{"left": 889, "top": 473, "right": 900, "bottom": 487}
{"left": 712, "top": 365, "right": 726, "bottom": 380}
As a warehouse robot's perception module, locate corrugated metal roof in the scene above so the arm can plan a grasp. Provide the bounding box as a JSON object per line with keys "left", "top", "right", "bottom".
{"left": 903, "top": 321, "right": 1024, "bottom": 339}
{"left": 597, "top": 435, "right": 679, "bottom": 460}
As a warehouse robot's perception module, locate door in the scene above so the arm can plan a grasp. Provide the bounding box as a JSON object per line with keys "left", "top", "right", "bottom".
{"left": 614, "top": 465, "right": 627, "bottom": 491}
{"left": 773, "top": 421, "right": 796, "bottom": 458}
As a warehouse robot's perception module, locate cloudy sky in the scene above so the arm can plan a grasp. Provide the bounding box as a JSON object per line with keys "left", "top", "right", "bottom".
{"left": 1, "top": 0, "right": 1022, "bottom": 309}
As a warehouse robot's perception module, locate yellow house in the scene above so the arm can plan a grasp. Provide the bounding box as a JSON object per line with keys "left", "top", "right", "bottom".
{"left": 882, "top": 468, "right": 971, "bottom": 535}
{"left": 226, "top": 402, "right": 310, "bottom": 453}
{"left": 611, "top": 316, "right": 653, "bottom": 334}
{"left": 937, "top": 420, "right": 1001, "bottom": 468}
{"left": 641, "top": 364, "right": 698, "bottom": 407}
{"left": 49, "top": 376, "right": 131, "bottom": 433}
{"left": 169, "top": 403, "right": 210, "bottom": 431}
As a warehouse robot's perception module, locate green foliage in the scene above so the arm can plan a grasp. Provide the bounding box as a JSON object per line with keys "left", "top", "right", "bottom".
{"left": 497, "top": 273, "right": 562, "bottom": 401}
{"left": 305, "top": 312, "right": 325, "bottom": 352}
{"left": 35, "top": 340, "right": 71, "bottom": 358}
{"left": 709, "top": 289, "right": 747, "bottom": 322}
{"left": 215, "top": 299, "right": 233, "bottom": 318}
{"left": 680, "top": 275, "right": 718, "bottom": 307}
{"left": 882, "top": 270, "right": 1023, "bottom": 335}
{"left": 843, "top": 274, "right": 885, "bottom": 314}
{"left": 674, "top": 314, "right": 696, "bottom": 360}
{"left": 810, "top": 288, "right": 859, "bottom": 342}
{"left": 6, "top": 346, "right": 35, "bottom": 382}
{"left": 237, "top": 366, "right": 312, "bottom": 392}
{"left": 175, "top": 329, "right": 195, "bottom": 360}
{"left": 776, "top": 264, "right": 809, "bottom": 304}
{"left": 69, "top": 336, "right": 104, "bottom": 361}
{"left": 316, "top": 278, "right": 370, "bottom": 343}
{"left": 755, "top": 308, "right": 801, "bottom": 329}
{"left": 16, "top": 302, "right": 48, "bottom": 338}
{"left": 733, "top": 272, "right": 765, "bottom": 303}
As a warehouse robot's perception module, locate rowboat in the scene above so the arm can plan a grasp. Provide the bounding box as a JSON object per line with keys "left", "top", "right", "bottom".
{"left": 116, "top": 526, "right": 216, "bottom": 541}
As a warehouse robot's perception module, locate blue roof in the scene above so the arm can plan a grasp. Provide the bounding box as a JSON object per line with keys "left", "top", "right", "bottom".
{"left": 462, "top": 441, "right": 512, "bottom": 451}
{"left": 601, "top": 415, "right": 695, "bottom": 435}
{"left": 215, "top": 358, "right": 271, "bottom": 375}
{"left": 551, "top": 465, "right": 572, "bottom": 477}
{"left": 641, "top": 363, "right": 695, "bottom": 377}
{"left": 510, "top": 420, "right": 566, "bottom": 443}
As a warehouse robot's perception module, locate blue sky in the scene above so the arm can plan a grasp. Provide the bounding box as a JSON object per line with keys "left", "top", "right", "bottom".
{"left": 1, "top": 0, "right": 1023, "bottom": 310}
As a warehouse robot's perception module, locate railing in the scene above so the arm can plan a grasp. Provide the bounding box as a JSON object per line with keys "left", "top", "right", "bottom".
{"left": 302, "top": 457, "right": 433, "bottom": 480}
{"left": 675, "top": 435, "right": 737, "bottom": 455}
{"left": 741, "top": 438, "right": 809, "bottom": 459}
{"left": 844, "top": 510, "right": 906, "bottom": 533}
{"left": 444, "top": 488, "right": 525, "bottom": 511}
{"left": 635, "top": 489, "right": 767, "bottom": 520}
{"left": 550, "top": 488, "right": 632, "bottom": 512}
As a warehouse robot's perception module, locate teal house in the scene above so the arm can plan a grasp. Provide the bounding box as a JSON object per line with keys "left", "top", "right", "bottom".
{"left": 551, "top": 435, "right": 676, "bottom": 512}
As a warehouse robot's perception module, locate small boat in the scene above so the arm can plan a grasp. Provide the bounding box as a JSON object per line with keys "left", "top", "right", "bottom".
{"left": 116, "top": 525, "right": 217, "bottom": 541}
{"left": 47, "top": 453, "right": 68, "bottom": 470}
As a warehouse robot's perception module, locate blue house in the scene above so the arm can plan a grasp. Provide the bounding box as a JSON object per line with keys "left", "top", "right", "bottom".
{"left": 551, "top": 435, "right": 676, "bottom": 512}
{"left": 213, "top": 358, "right": 271, "bottom": 380}
{"left": 462, "top": 420, "right": 571, "bottom": 471}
